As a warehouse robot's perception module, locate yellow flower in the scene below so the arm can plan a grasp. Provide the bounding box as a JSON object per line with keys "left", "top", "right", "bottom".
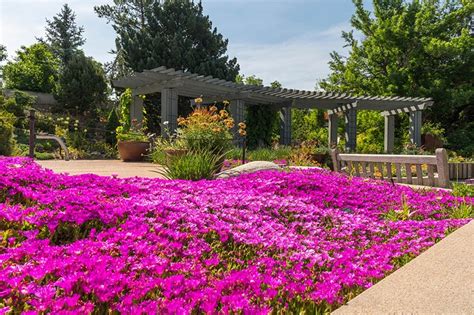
{"left": 223, "top": 100, "right": 230, "bottom": 106}
{"left": 209, "top": 105, "right": 218, "bottom": 112}
{"left": 225, "top": 121, "right": 234, "bottom": 129}
{"left": 219, "top": 110, "right": 229, "bottom": 118}
{"left": 238, "top": 122, "right": 246, "bottom": 129}
{"left": 239, "top": 129, "right": 247, "bottom": 136}
{"left": 194, "top": 97, "right": 203, "bottom": 104}
{"left": 177, "top": 117, "right": 186, "bottom": 126}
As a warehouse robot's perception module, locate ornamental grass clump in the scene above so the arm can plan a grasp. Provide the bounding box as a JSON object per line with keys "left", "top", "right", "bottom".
{"left": 0, "top": 157, "right": 472, "bottom": 313}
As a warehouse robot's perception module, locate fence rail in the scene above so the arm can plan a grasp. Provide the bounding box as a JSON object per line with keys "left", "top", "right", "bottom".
{"left": 331, "top": 148, "right": 450, "bottom": 188}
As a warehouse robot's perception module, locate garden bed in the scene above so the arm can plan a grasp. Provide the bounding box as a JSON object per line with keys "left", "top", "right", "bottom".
{"left": 0, "top": 157, "right": 472, "bottom": 313}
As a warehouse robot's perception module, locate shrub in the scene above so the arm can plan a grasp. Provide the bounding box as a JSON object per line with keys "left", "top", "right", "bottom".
{"left": 452, "top": 183, "right": 474, "bottom": 197}
{"left": 105, "top": 108, "right": 120, "bottom": 145}
{"left": 0, "top": 110, "right": 16, "bottom": 156}
{"left": 160, "top": 150, "right": 223, "bottom": 180}
{"left": 176, "top": 103, "right": 233, "bottom": 154}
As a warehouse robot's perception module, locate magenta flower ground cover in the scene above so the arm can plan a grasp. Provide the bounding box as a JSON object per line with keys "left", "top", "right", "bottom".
{"left": 0, "top": 157, "right": 472, "bottom": 314}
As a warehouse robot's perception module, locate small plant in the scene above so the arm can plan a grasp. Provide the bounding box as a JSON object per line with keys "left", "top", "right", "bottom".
{"left": 116, "top": 119, "right": 148, "bottom": 142}
{"left": 176, "top": 99, "right": 235, "bottom": 154}
{"left": 452, "top": 183, "right": 474, "bottom": 197}
{"left": 448, "top": 202, "right": 473, "bottom": 219}
{"left": 159, "top": 149, "right": 224, "bottom": 180}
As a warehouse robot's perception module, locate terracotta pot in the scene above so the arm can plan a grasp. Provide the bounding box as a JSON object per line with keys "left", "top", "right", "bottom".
{"left": 118, "top": 141, "right": 150, "bottom": 162}
{"left": 422, "top": 134, "right": 443, "bottom": 151}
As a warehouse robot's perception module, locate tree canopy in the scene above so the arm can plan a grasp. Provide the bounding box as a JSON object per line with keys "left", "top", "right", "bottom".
{"left": 3, "top": 43, "right": 59, "bottom": 93}
{"left": 321, "top": 0, "right": 473, "bottom": 154}
{"left": 42, "top": 3, "right": 85, "bottom": 64}
{"left": 54, "top": 52, "right": 107, "bottom": 115}
{"left": 95, "top": 0, "right": 239, "bottom": 81}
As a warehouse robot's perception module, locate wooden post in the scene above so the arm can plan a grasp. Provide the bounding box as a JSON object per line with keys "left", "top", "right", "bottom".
{"left": 344, "top": 108, "right": 357, "bottom": 152}
{"left": 330, "top": 148, "right": 340, "bottom": 172}
{"left": 161, "top": 88, "right": 178, "bottom": 136}
{"left": 328, "top": 112, "right": 338, "bottom": 147}
{"left": 279, "top": 106, "right": 291, "bottom": 145}
{"left": 409, "top": 110, "right": 422, "bottom": 147}
{"left": 229, "top": 99, "right": 245, "bottom": 141}
{"left": 436, "top": 148, "right": 450, "bottom": 188}
{"left": 130, "top": 95, "right": 144, "bottom": 124}
{"left": 384, "top": 115, "right": 395, "bottom": 153}
{"left": 28, "top": 109, "right": 36, "bottom": 158}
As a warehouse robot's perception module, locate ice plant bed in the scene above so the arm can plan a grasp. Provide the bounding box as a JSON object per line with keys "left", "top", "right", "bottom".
{"left": 0, "top": 158, "right": 472, "bottom": 314}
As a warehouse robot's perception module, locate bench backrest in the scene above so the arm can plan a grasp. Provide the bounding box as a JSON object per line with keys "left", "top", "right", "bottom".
{"left": 331, "top": 148, "right": 450, "bottom": 188}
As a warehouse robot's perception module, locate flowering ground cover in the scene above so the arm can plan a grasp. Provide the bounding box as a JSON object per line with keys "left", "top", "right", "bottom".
{"left": 0, "top": 157, "right": 472, "bottom": 314}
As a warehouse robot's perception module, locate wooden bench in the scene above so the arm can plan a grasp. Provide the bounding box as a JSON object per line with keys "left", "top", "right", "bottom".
{"left": 331, "top": 148, "right": 450, "bottom": 188}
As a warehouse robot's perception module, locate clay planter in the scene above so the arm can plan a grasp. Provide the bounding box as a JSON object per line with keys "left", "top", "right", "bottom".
{"left": 118, "top": 141, "right": 150, "bottom": 162}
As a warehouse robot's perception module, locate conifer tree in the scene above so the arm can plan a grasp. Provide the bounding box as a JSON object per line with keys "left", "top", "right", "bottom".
{"left": 43, "top": 4, "right": 85, "bottom": 64}
{"left": 95, "top": 0, "right": 239, "bottom": 81}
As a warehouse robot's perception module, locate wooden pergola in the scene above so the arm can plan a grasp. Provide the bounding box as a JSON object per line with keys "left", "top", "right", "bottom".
{"left": 113, "top": 66, "right": 433, "bottom": 153}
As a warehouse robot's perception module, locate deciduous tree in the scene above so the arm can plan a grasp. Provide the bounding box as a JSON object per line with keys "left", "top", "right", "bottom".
{"left": 321, "top": 0, "right": 473, "bottom": 155}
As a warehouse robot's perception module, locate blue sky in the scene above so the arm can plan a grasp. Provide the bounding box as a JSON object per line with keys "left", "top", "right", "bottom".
{"left": 0, "top": 0, "right": 369, "bottom": 90}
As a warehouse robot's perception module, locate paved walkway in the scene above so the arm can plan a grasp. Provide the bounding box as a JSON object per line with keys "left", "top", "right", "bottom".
{"left": 333, "top": 220, "right": 474, "bottom": 315}
{"left": 38, "top": 159, "right": 165, "bottom": 178}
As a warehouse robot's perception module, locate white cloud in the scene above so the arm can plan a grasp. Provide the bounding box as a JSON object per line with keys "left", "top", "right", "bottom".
{"left": 0, "top": 0, "right": 115, "bottom": 63}
{"left": 228, "top": 23, "right": 349, "bottom": 90}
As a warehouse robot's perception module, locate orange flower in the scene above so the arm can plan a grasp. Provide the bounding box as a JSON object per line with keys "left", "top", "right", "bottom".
{"left": 239, "top": 129, "right": 247, "bottom": 136}
{"left": 238, "top": 122, "right": 246, "bottom": 129}
{"left": 209, "top": 105, "right": 218, "bottom": 112}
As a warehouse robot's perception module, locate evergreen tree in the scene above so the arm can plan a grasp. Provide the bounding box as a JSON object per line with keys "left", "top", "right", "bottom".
{"left": 95, "top": 0, "right": 239, "bottom": 81}
{"left": 321, "top": 0, "right": 473, "bottom": 155}
{"left": 55, "top": 52, "right": 107, "bottom": 115}
{"left": 3, "top": 43, "right": 59, "bottom": 93}
{"left": 43, "top": 4, "right": 85, "bottom": 64}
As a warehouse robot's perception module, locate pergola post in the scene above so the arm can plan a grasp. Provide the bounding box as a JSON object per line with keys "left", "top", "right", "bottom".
{"left": 344, "top": 108, "right": 357, "bottom": 152}
{"left": 384, "top": 115, "right": 395, "bottom": 153}
{"left": 161, "top": 88, "right": 178, "bottom": 136}
{"left": 130, "top": 95, "right": 144, "bottom": 124}
{"left": 409, "top": 110, "right": 422, "bottom": 147}
{"left": 328, "top": 112, "right": 338, "bottom": 147}
{"left": 229, "top": 99, "right": 245, "bottom": 138}
{"left": 280, "top": 106, "right": 292, "bottom": 145}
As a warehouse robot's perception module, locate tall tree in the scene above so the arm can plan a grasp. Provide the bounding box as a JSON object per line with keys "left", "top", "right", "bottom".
{"left": 321, "top": 0, "right": 474, "bottom": 155}
{"left": 3, "top": 43, "right": 59, "bottom": 93}
{"left": 95, "top": 0, "right": 239, "bottom": 81}
{"left": 43, "top": 4, "right": 85, "bottom": 64}
{"left": 54, "top": 52, "right": 107, "bottom": 115}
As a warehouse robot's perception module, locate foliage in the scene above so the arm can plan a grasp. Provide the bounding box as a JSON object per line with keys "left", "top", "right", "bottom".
{"left": 422, "top": 121, "right": 446, "bottom": 139}
{"left": 452, "top": 183, "right": 474, "bottom": 198}
{"left": 159, "top": 149, "right": 223, "bottom": 180}
{"left": 116, "top": 119, "right": 148, "bottom": 142}
{"left": 356, "top": 111, "right": 384, "bottom": 153}
{"left": 321, "top": 0, "right": 474, "bottom": 154}
{"left": 239, "top": 76, "right": 281, "bottom": 149}
{"left": 105, "top": 108, "right": 120, "bottom": 145}
{"left": 42, "top": 4, "right": 85, "bottom": 64}
{"left": 176, "top": 103, "right": 234, "bottom": 154}
{"left": 3, "top": 43, "right": 59, "bottom": 93}
{"left": 0, "top": 157, "right": 471, "bottom": 313}
{"left": 291, "top": 109, "right": 328, "bottom": 145}
{"left": 247, "top": 146, "right": 291, "bottom": 162}
{"left": 95, "top": 0, "right": 239, "bottom": 81}
{"left": 0, "top": 44, "right": 6, "bottom": 63}
{"left": 117, "top": 88, "right": 132, "bottom": 131}
{"left": 0, "top": 109, "right": 15, "bottom": 156}
{"left": 54, "top": 52, "right": 107, "bottom": 115}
